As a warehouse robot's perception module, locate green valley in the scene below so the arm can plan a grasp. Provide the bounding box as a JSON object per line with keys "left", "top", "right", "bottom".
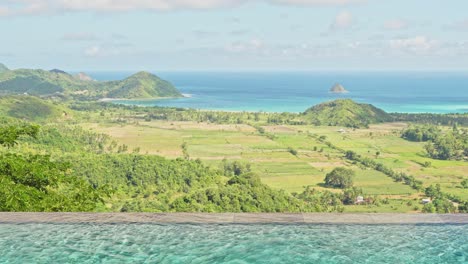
{"left": 1, "top": 93, "right": 466, "bottom": 213}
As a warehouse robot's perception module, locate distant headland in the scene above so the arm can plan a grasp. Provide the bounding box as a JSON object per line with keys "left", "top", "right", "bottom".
{"left": 0, "top": 63, "right": 182, "bottom": 100}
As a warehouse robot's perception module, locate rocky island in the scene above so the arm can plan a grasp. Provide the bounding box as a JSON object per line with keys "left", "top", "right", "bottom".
{"left": 330, "top": 83, "right": 349, "bottom": 94}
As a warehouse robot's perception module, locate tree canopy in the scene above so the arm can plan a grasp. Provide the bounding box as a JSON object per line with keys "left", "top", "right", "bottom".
{"left": 324, "top": 167, "right": 355, "bottom": 189}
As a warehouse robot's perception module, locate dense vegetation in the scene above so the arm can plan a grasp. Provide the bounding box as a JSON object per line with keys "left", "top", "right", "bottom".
{"left": 1, "top": 120, "right": 361, "bottom": 212}
{"left": 0, "top": 86, "right": 466, "bottom": 213}
{"left": 424, "top": 128, "right": 468, "bottom": 160}
{"left": 0, "top": 124, "right": 105, "bottom": 211}
{"left": 0, "top": 65, "right": 181, "bottom": 99}
{"left": 422, "top": 184, "right": 457, "bottom": 213}
{"left": 391, "top": 112, "right": 468, "bottom": 126}
{"left": 0, "top": 96, "right": 70, "bottom": 122}
{"left": 402, "top": 125, "right": 468, "bottom": 160}
{"left": 401, "top": 125, "right": 440, "bottom": 142}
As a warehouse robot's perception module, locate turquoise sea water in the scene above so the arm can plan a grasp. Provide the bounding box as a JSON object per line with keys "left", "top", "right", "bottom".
{"left": 0, "top": 223, "right": 466, "bottom": 263}
{"left": 90, "top": 71, "right": 468, "bottom": 113}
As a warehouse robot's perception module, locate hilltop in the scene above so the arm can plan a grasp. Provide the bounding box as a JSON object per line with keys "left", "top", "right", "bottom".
{"left": 106, "top": 71, "right": 181, "bottom": 99}
{"left": 49, "top": 69, "right": 69, "bottom": 75}
{"left": 303, "top": 99, "right": 393, "bottom": 128}
{"left": 0, "top": 67, "right": 182, "bottom": 99}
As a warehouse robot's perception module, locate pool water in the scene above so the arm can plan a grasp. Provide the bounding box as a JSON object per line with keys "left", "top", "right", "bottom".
{"left": 0, "top": 224, "right": 466, "bottom": 263}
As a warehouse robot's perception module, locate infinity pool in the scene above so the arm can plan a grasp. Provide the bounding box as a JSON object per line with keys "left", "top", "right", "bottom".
{"left": 0, "top": 224, "right": 466, "bottom": 263}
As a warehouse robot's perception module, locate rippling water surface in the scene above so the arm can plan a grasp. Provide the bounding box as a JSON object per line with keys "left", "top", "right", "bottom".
{"left": 0, "top": 223, "right": 467, "bottom": 263}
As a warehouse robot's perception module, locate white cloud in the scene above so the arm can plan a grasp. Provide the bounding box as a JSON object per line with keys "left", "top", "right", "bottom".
{"left": 2, "top": 0, "right": 368, "bottom": 15}
{"left": 193, "top": 30, "right": 220, "bottom": 38}
{"left": 225, "top": 38, "right": 265, "bottom": 53}
{"left": 271, "top": 0, "right": 365, "bottom": 5}
{"left": 62, "top": 32, "right": 98, "bottom": 41}
{"left": 449, "top": 19, "right": 468, "bottom": 31}
{"left": 384, "top": 19, "right": 408, "bottom": 30}
{"left": 0, "top": 6, "right": 11, "bottom": 16}
{"left": 389, "top": 36, "right": 436, "bottom": 54}
{"left": 330, "top": 11, "right": 353, "bottom": 30}
{"left": 84, "top": 45, "right": 101, "bottom": 57}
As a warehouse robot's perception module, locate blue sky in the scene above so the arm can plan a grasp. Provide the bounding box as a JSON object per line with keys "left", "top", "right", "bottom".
{"left": 1, "top": 0, "right": 468, "bottom": 71}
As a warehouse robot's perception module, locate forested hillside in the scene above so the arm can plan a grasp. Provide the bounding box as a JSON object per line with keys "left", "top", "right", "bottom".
{"left": 303, "top": 99, "right": 393, "bottom": 128}
{"left": 1, "top": 96, "right": 466, "bottom": 213}
{"left": 0, "top": 65, "right": 181, "bottom": 99}
{"left": 0, "top": 120, "right": 353, "bottom": 212}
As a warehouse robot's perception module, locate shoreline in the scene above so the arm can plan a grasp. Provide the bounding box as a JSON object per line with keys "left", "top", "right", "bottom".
{"left": 101, "top": 101, "right": 468, "bottom": 115}
{"left": 99, "top": 98, "right": 468, "bottom": 115}
{"left": 99, "top": 94, "right": 190, "bottom": 102}
{"left": 0, "top": 213, "right": 467, "bottom": 224}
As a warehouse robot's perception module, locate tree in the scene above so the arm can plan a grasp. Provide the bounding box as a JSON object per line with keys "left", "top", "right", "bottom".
{"left": 288, "top": 147, "right": 298, "bottom": 156}
{"left": 0, "top": 124, "right": 105, "bottom": 212}
{"left": 0, "top": 124, "right": 39, "bottom": 147}
{"left": 432, "top": 198, "right": 456, "bottom": 213}
{"left": 345, "top": 150, "right": 358, "bottom": 160}
{"left": 341, "top": 187, "right": 362, "bottom": 205}
{"left": 324, "top": 167, "right": 354, "bottom": 189}
{"left": 461, "top": 179, "right": 468, "bottom": 189}
{"left": 458, "top": 201, "right": 468, "bottom": 213}
{"left": 425, "top": 184, "right": 442, "bottom": 199}
{"left": 422, "top": 203, "right": 436, "bottom": 213}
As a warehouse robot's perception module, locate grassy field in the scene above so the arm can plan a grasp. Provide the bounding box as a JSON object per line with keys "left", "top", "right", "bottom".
{"left": 83, "top": 120, "right": 468, "bottom": 211}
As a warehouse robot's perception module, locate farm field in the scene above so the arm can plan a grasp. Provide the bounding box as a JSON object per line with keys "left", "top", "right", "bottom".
{"left": 83, "top": 120, "right": 468, "bottom": 211}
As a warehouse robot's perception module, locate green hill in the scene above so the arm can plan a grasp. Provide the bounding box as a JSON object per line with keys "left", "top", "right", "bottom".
{"left": 0, "top": 96, "right": 71, "bottom": 122}
{"left": 0, "top": 63, "right": 9, "bottom": 73}
{"left": 303, "top": 99, "right": 393, "bottom": 128}
{"left": 106, "top": 71, "right": 182, "bottom": 99}
{"left": 0, "top": 69, "right": 88, "bottom": 96}
{"left": 0, "top": 68, "right": 182, "bottom": 99}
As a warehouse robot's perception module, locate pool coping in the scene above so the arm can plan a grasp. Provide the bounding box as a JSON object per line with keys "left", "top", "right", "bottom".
{"left": 0, "top": 213, "right": 467, "bottom": 224}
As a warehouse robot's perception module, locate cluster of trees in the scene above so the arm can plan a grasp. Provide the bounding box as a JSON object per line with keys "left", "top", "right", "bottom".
{"left": 295, "top": 185, "right": 376, "bottom": 212}
{"left": 424, "top": 129, "right": 468, "bottom": 161}
{"left": 144, "top": 109, "right": 305, "bottom": 126}
{"left": 170, "top": 173, "right": 310, "bottom": 212}
{"left": 401, "top": 125, "right": 440, "bottom": 142}
{"left": 2, "top": 121, "right": 359, "bottom": 213}
{"left": 221, "top": 159, "right": 252, "bottom": 177}
{"left": 402, "top": 125, "right": 468, "bottom": 160}
{"left": 391, "top": 113, "right": 468, "bottom": 126}
{"left": 422, "top": 184, "right": 457, "bottom": 213}
{"left": 0, "top": 124, "right": 106, "bottom": 211}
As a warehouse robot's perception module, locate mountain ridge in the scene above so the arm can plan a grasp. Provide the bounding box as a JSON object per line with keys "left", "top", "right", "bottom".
{"left": 0, "top": 66, "right": 182, "bottom": 99}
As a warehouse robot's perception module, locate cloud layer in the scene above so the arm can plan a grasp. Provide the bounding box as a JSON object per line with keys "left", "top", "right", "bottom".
{"left": 0, "top": 0, "right": 366, "bottom": 15}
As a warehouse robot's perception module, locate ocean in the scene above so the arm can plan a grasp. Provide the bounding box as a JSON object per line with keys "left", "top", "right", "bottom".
{"left": 87, "top": 71, "right": 468, "bottom": 113}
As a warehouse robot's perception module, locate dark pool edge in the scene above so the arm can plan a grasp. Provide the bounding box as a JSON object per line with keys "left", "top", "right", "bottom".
{"left": 0, "top": 213, "right": 467, "bottom": 224}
